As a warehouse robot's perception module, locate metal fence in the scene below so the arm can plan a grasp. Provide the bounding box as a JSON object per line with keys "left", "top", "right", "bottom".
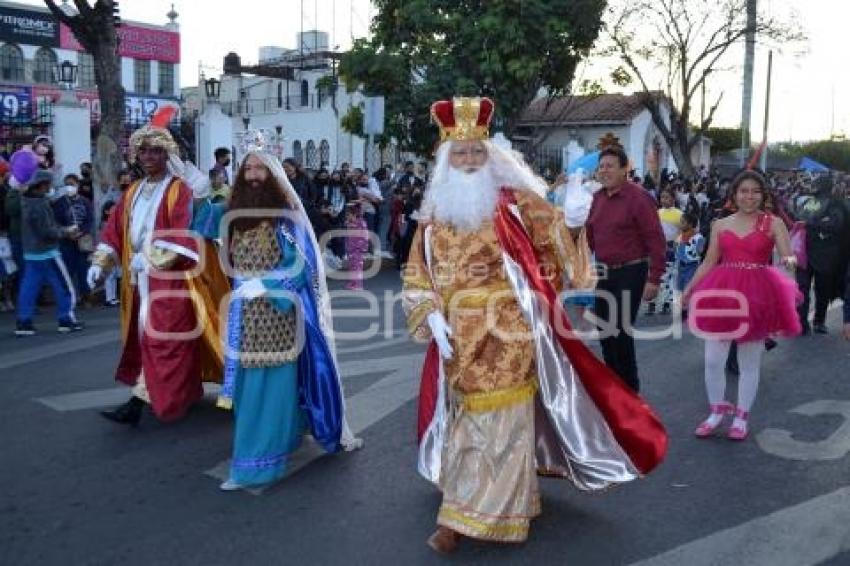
{"left": 526, "top": 145, "right": 564, "bottom": 177}
{"left": 221, "top": 93, "right": 331, "bottom": 117}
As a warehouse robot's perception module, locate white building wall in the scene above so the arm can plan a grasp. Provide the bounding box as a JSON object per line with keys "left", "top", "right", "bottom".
{"left": 628, "top": 109, "right": 653, "bottom": 177}
{"left": 172, "top": 63, "right": 181, "bottom": 96}
{"left": 121, "top": 57, "right": 134, "bottom": 92}
{"left": 219, "top": 70, "right": 369, "bottom": 170}
{"left": 149, "top": 60, "right": 159, "bottom": 97}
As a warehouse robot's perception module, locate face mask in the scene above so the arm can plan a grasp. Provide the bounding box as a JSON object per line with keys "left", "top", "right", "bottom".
{"left": 65, "top": 185, "right": 78, "bottom": 197}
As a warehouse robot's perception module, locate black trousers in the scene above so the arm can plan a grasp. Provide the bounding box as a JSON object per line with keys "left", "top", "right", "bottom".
{"left": 594, "top": 262, "right": 648, "bottom": 392}
{"left": 796, "top": 266, "right": 834, "bottom": 327}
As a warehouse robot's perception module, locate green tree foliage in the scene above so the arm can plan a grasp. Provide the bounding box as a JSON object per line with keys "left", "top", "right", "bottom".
{"left": 771, "top": 140, "right": 850, "bottom": 172}
{"left": 341, "top": 105, "right": 365, "bottom": 138}
{"left": 706, "top": 127, "right": 743, "bottom": 154}
{"left": 339, "top": 0, "right": 606, "bottom": 156}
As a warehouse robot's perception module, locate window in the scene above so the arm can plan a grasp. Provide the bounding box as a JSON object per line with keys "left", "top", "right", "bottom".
{"left": 292, "top": 140, "right": 303, "bottom": 165}
{"left": 300, "top": 79, "right": 309, "bottom": 107}
{"left": 33, "top": 47, "right": 57, "bottom": 84}
{"left": 0, "top": 43, "right": 24, "bottom": 82}
{"left": 78, "top": 53, "right": 95, "bottom": 88}
{"left": 305, "top": 140, "right": 317, "bottom": 169}
{"left": 134, "top": 60, "right": 151, "bottom": 93}
{"left": 277, "top": 83, "right": 283, "bottom": 108}
{"left": 158, "top": 62, "right": 174, "bottom": 96}
{"left": 319, "top": 140, "right": 330, "bottom": 168}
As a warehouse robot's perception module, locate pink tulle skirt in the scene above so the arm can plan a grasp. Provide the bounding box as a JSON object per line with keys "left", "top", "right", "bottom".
{"left": 688, "top": 265, "right": 802, "bottom": 342}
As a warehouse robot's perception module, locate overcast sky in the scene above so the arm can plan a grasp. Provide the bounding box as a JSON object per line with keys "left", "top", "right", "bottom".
{"left": 14, "top": 0, "right": 847, "bottom": 142}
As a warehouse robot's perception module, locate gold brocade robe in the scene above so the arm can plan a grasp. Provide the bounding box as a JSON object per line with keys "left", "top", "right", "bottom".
{"left": 402, "top": 189, "right": 594, "bottom": 396}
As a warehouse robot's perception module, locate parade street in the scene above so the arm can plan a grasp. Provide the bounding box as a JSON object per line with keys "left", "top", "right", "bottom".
{"left": 1, "top": 267, "right": 848, "bottom": 565}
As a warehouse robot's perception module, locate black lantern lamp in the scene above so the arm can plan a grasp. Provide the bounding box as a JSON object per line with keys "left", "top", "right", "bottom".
{"left": 57, "top": 60, "right": 78, "bottom": 89}
{"left": 204, "top": 77, "right": 221, "bottom": 101}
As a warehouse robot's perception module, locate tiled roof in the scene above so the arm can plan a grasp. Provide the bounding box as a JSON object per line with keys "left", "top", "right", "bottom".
{"left": 519, "top": 93, "right": 650, "bottom": 126}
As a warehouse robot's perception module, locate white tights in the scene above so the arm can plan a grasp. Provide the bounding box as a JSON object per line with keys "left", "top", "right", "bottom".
{"left": 704, "top": 340, "right": 763, "bottom": 414}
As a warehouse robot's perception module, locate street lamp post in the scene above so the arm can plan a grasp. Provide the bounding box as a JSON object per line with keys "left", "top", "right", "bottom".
{"left": 204, "top": 77, "right": 221, "bottom": 102}
{"left": 57, "top": 60, "right": 78, "bottom": 90}
{"left": 56, "top": 60, "right": 78, "bottom": 104}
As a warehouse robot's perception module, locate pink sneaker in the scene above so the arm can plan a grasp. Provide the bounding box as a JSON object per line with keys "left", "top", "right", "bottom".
{"left": 695, "top": 402, "right": 732, "bottom": 438}
{"left": 727, "top": 408, "right": 749, "bottom": 441}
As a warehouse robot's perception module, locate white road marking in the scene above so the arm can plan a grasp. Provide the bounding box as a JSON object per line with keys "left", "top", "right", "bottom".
{"left": 34, "top": 350, "right": 426, "bottom": 493}
{"left": 628, "top": 487, "right": 850, "bottom": 566}
{"left": 0, "top": 330, "right": 119, "bottom": 371}
{"left": 757, "top": 400, "right": 850, "bottom": 461}
{"left": 36, "top": 383, "right": 223, "bottom": 412}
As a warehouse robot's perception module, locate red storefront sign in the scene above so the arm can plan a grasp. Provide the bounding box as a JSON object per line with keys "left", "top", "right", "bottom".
{"left": 59, "top": 23, "right": 180, "bottom": 63}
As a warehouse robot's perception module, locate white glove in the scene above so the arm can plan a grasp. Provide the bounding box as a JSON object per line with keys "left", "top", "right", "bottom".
{"left": 233, "top": 278, "right": 266, "bottom": 300}
{"left": 185, "top": 161, "right": 211, "bottom": 199}
{"left": 130, "top": 252, "right": 148, "bottom": 274}
{"left": 427, "top": 311, "right": 454, "bottom": 360}
{"left": 167, "top": 153, "right": 186, "bottom": 178}
{"left": 169, "top": 154, "right": 210, "bottom": 199}
{"left": 87, "top": 265, "right": 103, "bottom": 290}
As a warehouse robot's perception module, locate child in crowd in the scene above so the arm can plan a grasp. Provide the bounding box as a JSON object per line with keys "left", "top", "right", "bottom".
{"left": 344, "top": 201, "right": 368, "bottom": 291}
{"left": 650, "top": 188, "right": 683, "bottom": 315}
{"left": 100, "top": 201, "right": 121, "bottom": 307}
{"left": 675, "top": 212, "right": 705, "bottom": 318}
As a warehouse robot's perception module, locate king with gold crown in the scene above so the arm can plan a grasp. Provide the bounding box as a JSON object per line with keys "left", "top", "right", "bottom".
{"left": 403, "top": 97, "right": 669, "bottom": 552}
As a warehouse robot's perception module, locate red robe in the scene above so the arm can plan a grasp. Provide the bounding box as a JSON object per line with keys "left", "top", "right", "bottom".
{"left": 100, "top": 178, "right": 204, "bottom": 421}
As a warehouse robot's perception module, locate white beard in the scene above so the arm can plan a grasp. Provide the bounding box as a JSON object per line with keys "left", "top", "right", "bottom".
{"left": 427, "top": 166, "right": 498, "bottom": 232}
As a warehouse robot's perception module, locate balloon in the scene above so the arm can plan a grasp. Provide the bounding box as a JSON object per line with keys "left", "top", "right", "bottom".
{"left": 9, "top": 149, "right": 39, "bottom": 186}
{"left": 566, "top": 150, "right": 600, "bottom": 174}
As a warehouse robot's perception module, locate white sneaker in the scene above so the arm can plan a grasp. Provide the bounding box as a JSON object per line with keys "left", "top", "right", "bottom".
{"left": 219, "top": 479, "right": 243, "bottom": 491}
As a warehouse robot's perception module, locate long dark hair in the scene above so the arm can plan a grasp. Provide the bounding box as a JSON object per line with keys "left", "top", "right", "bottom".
{"left": 728, "top": 169, "right": 768, "bottom": 211}
{"left": 228, "top": 166, "right": 293, "bottom": 236}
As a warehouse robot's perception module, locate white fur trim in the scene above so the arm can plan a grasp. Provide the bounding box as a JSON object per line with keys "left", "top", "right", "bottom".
{"left": 152, "top": 240, "right": 200, "bottom": 263}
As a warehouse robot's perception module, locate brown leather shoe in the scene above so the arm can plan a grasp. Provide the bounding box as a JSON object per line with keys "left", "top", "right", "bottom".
{"left": 427, "top": 527, "right": 459, "bottom": 554}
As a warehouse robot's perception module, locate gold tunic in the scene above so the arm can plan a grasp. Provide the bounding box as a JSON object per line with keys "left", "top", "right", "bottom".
{"left": 403, "top": 190, "right": 593, "bottom": 395}
{"left": 231, "top": 222, "right": 297, "bottom": 368}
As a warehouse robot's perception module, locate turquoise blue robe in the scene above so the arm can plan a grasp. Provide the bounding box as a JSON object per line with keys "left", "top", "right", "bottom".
{"left": 225, "top": 221, "right": 343, "bottom": 486}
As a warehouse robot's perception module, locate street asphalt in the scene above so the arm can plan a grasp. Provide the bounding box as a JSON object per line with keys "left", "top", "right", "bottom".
{"left": 2, "top": 263, "right": 850, "bottom": 565}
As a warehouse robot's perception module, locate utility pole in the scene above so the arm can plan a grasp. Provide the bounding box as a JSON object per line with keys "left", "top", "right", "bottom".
{"left": 759, "top": 50, "right": 773, "bottom": 172}
{"left": 740, "top": 0, "right": 757, "bottom": 166}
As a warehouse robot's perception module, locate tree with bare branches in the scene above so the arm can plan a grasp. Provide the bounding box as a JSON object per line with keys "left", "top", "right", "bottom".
{"left": 604, "top": 0, "right": 803, "bottom": 177}
{"left": 43, "top": 0, "right": 123, "bottom": 195}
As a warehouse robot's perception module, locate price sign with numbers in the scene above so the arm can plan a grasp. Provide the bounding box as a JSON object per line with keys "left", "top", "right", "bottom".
{"left": 0, "top": 86, "right": 32, "bottom": 121}
{"left": 125, "top": 96, "right": 181, "bottom": 123}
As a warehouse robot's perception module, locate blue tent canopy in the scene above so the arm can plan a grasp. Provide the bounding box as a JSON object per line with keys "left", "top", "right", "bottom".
{"left": 798, "top": 157, "right": 830, "bottom": 172}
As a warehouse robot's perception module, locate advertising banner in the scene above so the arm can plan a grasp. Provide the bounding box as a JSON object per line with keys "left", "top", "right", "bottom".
{"left": 125, "top": 95, "right": 181, "bottom": 123}
{"left": 0, "top": 5, "right": 59, "bottom": 47}
{"left": 0, "top": 84, "right": 32, "bottom": 121}
{"left": 60, "top": 23, "right": 180, "bottom": 63}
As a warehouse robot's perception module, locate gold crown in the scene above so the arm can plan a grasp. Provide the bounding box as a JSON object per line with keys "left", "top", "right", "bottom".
{"left": 430, "top": 97, "right": 495, "bottom": 142}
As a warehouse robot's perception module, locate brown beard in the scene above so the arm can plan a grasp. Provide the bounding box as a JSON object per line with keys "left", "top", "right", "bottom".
{"left": 228, "top": 168, "right": 293, "bottom": 236}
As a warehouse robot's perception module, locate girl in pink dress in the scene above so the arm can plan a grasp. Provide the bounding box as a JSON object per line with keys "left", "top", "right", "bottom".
{"left": 344, "top": 201, "right": 368, "bottom": 291}
{"left": 683, "top": 170, "right": 801, "bottom": 441}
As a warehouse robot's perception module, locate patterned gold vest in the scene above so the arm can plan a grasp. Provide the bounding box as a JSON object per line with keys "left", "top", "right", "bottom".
{"left": 230, "top": 222, "right": 298, "bottom": 368}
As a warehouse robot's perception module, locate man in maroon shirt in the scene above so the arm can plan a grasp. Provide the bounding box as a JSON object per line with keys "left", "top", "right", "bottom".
{"left": 586, "top": 147, "right": 666, "bottom": 392}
